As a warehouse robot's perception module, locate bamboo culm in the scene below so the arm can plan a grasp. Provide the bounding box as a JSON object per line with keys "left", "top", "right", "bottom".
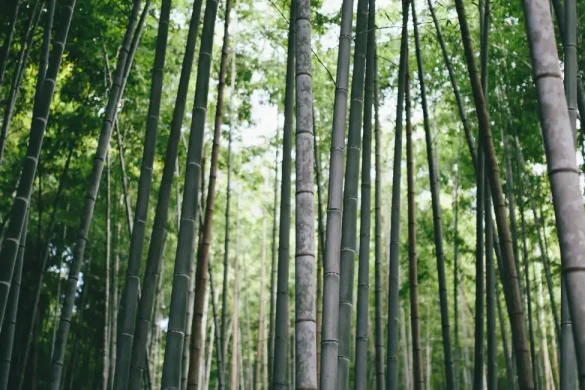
{"left": 412, "top": 1, "right": 454, "bottom": 388}
{"left": 294, "top": 1, "right": 317, "bottom": 388}
{"left": 354, "top": 0, "right": 375, "bottom": 385}
{"left": 386, "top": 3, "right": 408, "bottom": 388}
{"left": 319, "top": 0, "right": 355, "bottom": 384}
{"left": 271, "top": 1, "right": 295, "bottom": 388}
{"left": 0, "top": 0, "right": 76, "bottom": 340}
{"left": 123, "top": 0, "right": 206, "bottom": 386}
{"left": 112, "top": 0, "right": 173, "bottom": 387}
{"left": 337, "top": 0, "right": 368, "bottom": 385}
{"left": 0, "top": 213, "right": 28, "bottom": 390}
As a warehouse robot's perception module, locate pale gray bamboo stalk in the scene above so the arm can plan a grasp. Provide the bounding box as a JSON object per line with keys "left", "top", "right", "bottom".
{"left": 294, "top": 1, "right": 317, "bottom": 388}
{"left": 103, "top": 151, "right": 112, "bottom": 390}
{"left": 319, "top": 0, "right": 355, "bottom": 383}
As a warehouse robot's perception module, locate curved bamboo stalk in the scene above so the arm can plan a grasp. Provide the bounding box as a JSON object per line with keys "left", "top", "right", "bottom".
{"left": 0, "top": 0, "right": 44, "bottom": 170}
{"left": 0, "top": 0, "right": 76, "bottom": 336}
{"left": 49, "top": 1, "right": 143, "bottom": 387}
{"left": 271, "top": 2, "right": 295, "bottom": 388}
{"left": 412, "top": 2, "right": 454, "bottom": 388}
{"left": 453, "top": 0, "right": 534, "bottom": 386}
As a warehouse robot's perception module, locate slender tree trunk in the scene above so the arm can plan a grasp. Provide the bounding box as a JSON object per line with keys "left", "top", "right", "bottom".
{"left": 373, "top": 45, "right": 385, "bottom": 390}
{"left": 514, "top": 138, "right": 560, "bottom": 345}
{"left": 453, "top": 155, "right": 461, "bottom": 390}
{"left": 425, "top": 294, "right": 432, "bottom": 390}
{"left": 50, "top": 2, "right": 142, "bottom": 387}
{"left": 336, "top": 0, "right": 369, "bottom": 385}
{"left": 496, "top": 278, "right": 515, "bottom": 390}
{"left": 294, "top": 1, "right": 317, "bottom": 388}
{"left": 461, "top": 288, "right": 472, "bottom": 389}
{"left": 454, "top": 0, "right": 534, "bottom": 386}
{"left": 518, "top": 175, "right": 538, "bottom": 388}
{"left": 313, "top": 118, "right": 324, "bottom": 387}
{"left": 17, "top": 140, "right": 74, "bottom": 390}
{"left": 112, "top": 0, "right": 173, "bottom": 386}
{"left": 0, "top": 0, "right": 21, "bottom": 91}
{"left": 411, "top": 2, "right": 454, "bottom": 388}
{"left": 405, "top": 55, "right": 423, "bottom": 390}
{"left": 272, "top": 2, "right": 295, "bottom": 388}
{"left": 125, "top": 0, "right": 206, "bottom": 387}
{"left": 354, "top": 0, "right": 375, "bottom": 387}
{"left": 386, "top": 3, "right": 409, "bottom": 388}
{"left": 177, "top": 1, "right": 224, "bottom": 388}
{"left": 110, "top": 222, "right": 120, "bottom": 386}
{"left": 0, "top": 213, "right": 28, "bottom": 390}
{"left": 255, "top": 217, "right": 267, "bottom": 390}
{"left": 426, "top": 0, "right": 476, "bottom": 168}
{"left": 208, "top": 256, "right": 225, "bottom": 390}
{"left": 269, "top": 122, "right": 280, "bottom": 386}
{"left": 230, "top": 253, "right": 239, "bottom": 390}
{"left": 538, "top": 272, "right": 553, "bottom": 390}
{"left": 204, "top": 290, "right": 216, "bottom": 390}
{"left": 400, "top": 305, "right": 411, "bottom": 390}
{"left": 0, "top": 0, "right": 43, "bottom": 170}
{"left": 103, "top": 152, "right": 112, "bottom": 390}
{"left": 319, "top": 0, "right": 355, "bottom": 382}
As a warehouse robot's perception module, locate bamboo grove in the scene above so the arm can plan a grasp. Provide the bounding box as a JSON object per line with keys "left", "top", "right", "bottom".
{"left": 0, "top": 0, "right": 584, "bottom": 388}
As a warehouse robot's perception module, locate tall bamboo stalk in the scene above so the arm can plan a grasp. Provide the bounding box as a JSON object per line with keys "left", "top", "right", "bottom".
{"left": 161, "top": 0, "right": 223, "bottom": 388}
{"left": 412, "top": 2, "right": 454, "bottom": 388}
{"left": 102, "top": 151, "right": 112, "bottom": 390}
{"left": 453, "top": 0, "right": 534, "bottom": 386}
{"left": 49, "top": 1, "right": 142, "bottom": 386}
{"left": 319, "top": 0, "right": 355, "bottom": 383}
{"left": 294, "top": 0, "right": 317, "bottom": 387}
{"left": 354, "top": 0, "right": 375, "bottom": 386}
{"left": 405, "top": 54, "right": 423, "bottom": 390}
{"left": 271, "top": 2, "right": 295, "bottom": 388}
{"left": 0, "top": 0, "right": 65, "bottom": 317}
{"left": 256, "top": 217, "right": 268, "bottom": 390}
{"left": 113, "top": 0, "right": 173, "bottom": 385}
{"left": 0, "top": 213, "right": 28, "bottom": 390}
{"left": 0, "top": 0, "right": 21, "bottom": 90}
{"left": 518, "top": 172, "right": 538, "bottom": 388}
{"left": 386, "top": 3, "right": 408, "bottom": 388}
{"left": 269, "top": 123, "right": 280, "bottom": 385}
{"left": 337, "top": 0, "right": 368, "bottom": 386}
{"left": 373, "top": 45, "right": 385, "bottom": 390}
{"left": 0, "top": 0, "right": 43, "bottom": 170}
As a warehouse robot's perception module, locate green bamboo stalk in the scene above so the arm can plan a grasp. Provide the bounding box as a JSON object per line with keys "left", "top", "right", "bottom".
{"left": 337, "top": 0, "right": 368, "bottom": 385}
{"left": 0, "top": 213, "right": 28, "bottom": 390}
{"left": 271, "top": 2, "right": 295, "bottom": 388}
{"left": 0, "top": 0, "right": 21, "bottom": 92}
{"left": 269, "top": 124, "right": 280, "bottom": 385}
{"left": 0, "top": 0, "right": 76, "bottom": 335}
{"left": 412, "top": 2, "right": 454, "bottom": 388}
{"left": 405, "top": 54, "right": 424, "bottom": 390}
{"left": 517, "top": 172, "right": 538, "bottom": 388}
{"left": 386, "top": 3, "right": 408, "bottom": 388}
{"left": 112, "top": 0, "right": 173, "bottom": 387}
{"left": 354, "top": 0, "right": 375, "bottom": 385}
{"left": 161, "top": 0, "right": 223, "bottom": 388}
{"left": 49, "top": 2, "right": 142, "bottom": 387}
{"left": 0, "top": 0, "right": 44, "bottom": 170}
{"left": 453, "top": 0, "right": 534, "bottom": 386}
{"left": 373, "top": 46, "right": 385, "bottom": 390}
